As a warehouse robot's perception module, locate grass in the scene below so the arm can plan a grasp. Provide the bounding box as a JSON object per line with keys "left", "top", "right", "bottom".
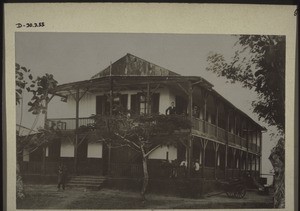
{"left": 17, "top": 184, "right": 274, "bottom": 209}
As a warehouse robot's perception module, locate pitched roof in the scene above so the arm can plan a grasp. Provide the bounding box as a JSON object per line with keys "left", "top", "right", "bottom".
{"left": 91, "top": 53, "right": 180, "bottom": 78}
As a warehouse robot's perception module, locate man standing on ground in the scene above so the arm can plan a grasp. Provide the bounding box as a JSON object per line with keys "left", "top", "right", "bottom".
{"left": 57, "top": 163, "right": 66, "bottom": 191}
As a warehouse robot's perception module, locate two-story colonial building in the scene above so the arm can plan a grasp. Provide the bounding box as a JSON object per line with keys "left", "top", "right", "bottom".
{"left": 20, "top": 53, "right": 265, "bottom": 182}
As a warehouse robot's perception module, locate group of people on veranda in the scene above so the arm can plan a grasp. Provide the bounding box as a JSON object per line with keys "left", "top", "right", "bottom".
{"left": 162, "top": 158, "right": 201, "bottom": 179}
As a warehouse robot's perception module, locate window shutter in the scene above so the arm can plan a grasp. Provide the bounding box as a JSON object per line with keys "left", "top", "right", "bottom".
{"left": 120, "top": 94, "right": 128, "bottom": 112}
{"left": 130, "top": 94, "right": 139, "bottom": 115}
{"left": 151, "top": 93, "right": 160, "bottom": 114}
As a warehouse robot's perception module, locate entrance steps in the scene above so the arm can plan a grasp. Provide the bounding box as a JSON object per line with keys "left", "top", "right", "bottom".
{"left": 67, "top": 175, "right": 107, "bottom": 190}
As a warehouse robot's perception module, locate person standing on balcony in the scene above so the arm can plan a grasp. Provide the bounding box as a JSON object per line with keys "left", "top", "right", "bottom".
{"left": 192, "top": 105, "right": 200, "bottom": 118}
{"left": 166, "top": 102, "right": 176, "bottom": 115}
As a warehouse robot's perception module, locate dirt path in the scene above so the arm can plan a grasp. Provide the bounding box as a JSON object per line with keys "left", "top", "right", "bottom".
{"left": 46, "top": 188, "right": 88, "bottom": 209}
{"left": 18, "top": 184, "right": 273, "bottom": 209}
{"left": 18, "top": 185, "right": 90, "bottom": 209}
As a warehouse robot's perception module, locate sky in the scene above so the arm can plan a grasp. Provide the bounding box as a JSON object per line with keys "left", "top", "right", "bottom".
{"left": 15, "top": 32, "right": 281, "bottom": 180}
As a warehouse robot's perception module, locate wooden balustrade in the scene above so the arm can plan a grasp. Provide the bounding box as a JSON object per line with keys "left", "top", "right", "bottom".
{"left": 217, "top": 127, "right": 226, "bottom": 143}
{"left": 234, "top": 135, "right": 241, "bottom": 146}
{"left": 192, "top": 118, "right": 204, "bottom": 133}
{"left": 241, "top": 138, "right": 247, "bottom": 148}
{"left": 47, "top": 117, "right": 95, "bottom": 130}
{"left": 206, "top": 122, "right": 217, "bottom": 138}
{"left": 228, "top": 132, "right": 235, "bottom": 144}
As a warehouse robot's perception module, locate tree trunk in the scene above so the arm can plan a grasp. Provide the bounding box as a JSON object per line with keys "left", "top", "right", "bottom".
{"left": 141, "top": 156, "right": 149, "bottom": 201}
{"left": 269, "top": 138, "right": 285, "bottom": 208}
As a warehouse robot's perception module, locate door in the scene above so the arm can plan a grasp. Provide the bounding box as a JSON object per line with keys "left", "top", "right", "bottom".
{"left": 77, "top": 138, "right": 88, "bottom": 174}
{"left": 102, "top": 143, "right": 109, "bottom": 175}
{"left": 175, "top": 95, "right": 188, "bottom": 115}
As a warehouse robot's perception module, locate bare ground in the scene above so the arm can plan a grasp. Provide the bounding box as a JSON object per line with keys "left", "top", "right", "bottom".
{"left": 17, "top": 184, "right": 273, "bottom": 209}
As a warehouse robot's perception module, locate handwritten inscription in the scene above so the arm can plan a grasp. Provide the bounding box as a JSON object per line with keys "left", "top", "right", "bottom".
{"left": 16, "top": 22, "right": 45, "bottom": 29}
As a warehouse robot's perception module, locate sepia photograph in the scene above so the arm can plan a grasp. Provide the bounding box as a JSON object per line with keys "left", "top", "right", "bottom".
{"left": 15, "top": 32, "right": 285, "bottom": 209}
{"left": 3, "top": 3, "right": 297, "bottom": 211}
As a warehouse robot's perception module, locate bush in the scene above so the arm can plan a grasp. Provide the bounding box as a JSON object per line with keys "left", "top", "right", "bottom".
{"left": 16, "top": 164, "right": 25, "bottom": 199}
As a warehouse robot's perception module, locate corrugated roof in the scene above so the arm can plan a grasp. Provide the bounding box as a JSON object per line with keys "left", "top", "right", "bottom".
{"left": 91, "top": 53, "right": 180, "bottom": 78}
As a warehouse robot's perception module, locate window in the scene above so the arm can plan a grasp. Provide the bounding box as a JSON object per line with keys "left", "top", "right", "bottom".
{"left": 131, "top": 93, "right": 159, "bottom": 115}
{"left": 96, "top": 94, "right": 128, "bottom": 115}
{"left": 139, "top": 95, "right": 149, "bottom": 114}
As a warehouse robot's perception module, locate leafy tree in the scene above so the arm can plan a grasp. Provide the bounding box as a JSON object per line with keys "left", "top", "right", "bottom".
{"left": 207, "top": 35, "right": 285, "bottom": 133}
{"left": 91, "top": 113, "right": 191, "bottom": 200}
{"left": 269, "top": 138, "right": 285, "bottom": 208}
{"left": 206, "top": 35, "right": 285, "bottom": 208}
{"left": 16, "top": 63, "right": 34, "bottom": 200}
{"left": 15, "top": 63, "right": 33, "bottom": 105}
{"left": 27, "top": 73, "right": 58, "bottom": 116}
{"left": 16, "top": 64, "right": 58, "bottom": 199}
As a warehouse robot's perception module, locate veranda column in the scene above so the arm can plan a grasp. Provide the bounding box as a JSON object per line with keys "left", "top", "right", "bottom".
{"left": 187, "top": 82, "right": 193, "bottom": 177}
{"left": 215, "top": 99, "right": 219, "bottom": 138}
{"left": 254, "top": 154, "right": 257, "bottom": 178}
{"left": 259, "top": 132, "right": 262, "bottom": 175}
{"left": 201, "top": 139, "right": 208, "bottom": 178}
{"left": 42, "top": 92, "right": 49, "bottom": 175}
{"left": 258, "top": 155, "right": 261, "bottom": 176}
{"left": 74, "top": 88, "right": 80, "bottom": 174}
{"left": 234, "top": 110, "right": 237, "bottom": 145}
{"left": 213, "top": 143, "right": 219, "bottom": 179}
{"left": 249, "top": 154, "right": 252, "bottom": 173}
{"left": 146, "top": 83, "right": 151, "bottom": 115}
{"left": 232, "top": 148, "right": 236, "bottom": 178}
{"left": 239, "top": 150, "right": 243, "bottom": 177}
{"left": 245, "top": 122, "right": 249, "bottom": 172}
{"left": 226, "top": 109, "right": 230, "bottom": 142}
{"left": 108, "top": 75, "right": 113, "bottom": 176}
{"left": 203, "top": 92, "right": 208, "bottom": 133}
{"left": 224, "top": 107, "right": 229, "bottom": 179}
{"left": 255, "top": 129, "right": 258, "bottom": 153}
{"left": 255, "top": 129, "right": 258, "bottom": 178}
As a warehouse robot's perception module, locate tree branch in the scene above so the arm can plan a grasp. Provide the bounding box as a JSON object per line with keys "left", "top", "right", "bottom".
{"left": 145, "top": 144, "right": 161, "bottom": 157}
{"left": 113, "top": 132, "right": 140, "bottom": 151}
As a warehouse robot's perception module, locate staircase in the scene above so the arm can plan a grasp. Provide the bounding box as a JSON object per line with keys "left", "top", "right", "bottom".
{"left": 67, "top": 175, "right": 107, "bottom": 190}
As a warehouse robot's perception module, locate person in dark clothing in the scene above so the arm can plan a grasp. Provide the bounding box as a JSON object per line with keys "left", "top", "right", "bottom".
{"left": 57, "top": 163, "right": 66, "bottom": 190}
{"left": 192, "top": 105, "right": 200, "bottom": 118}
{"left": 166, "top": 102, "right": 176, "bottom": 115}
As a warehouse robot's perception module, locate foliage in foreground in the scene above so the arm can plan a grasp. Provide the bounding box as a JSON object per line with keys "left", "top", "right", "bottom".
{"left": 269, "top": 138, "right": 285, "bottom": 208}
{"left": 206, "top": 35, "right": 286, "bottom": 208}
{"left": 16, "top": 63, "right": 58, "bottom": 199}
{"left": 207, "top": 35, "right": 285, "bottom": 133}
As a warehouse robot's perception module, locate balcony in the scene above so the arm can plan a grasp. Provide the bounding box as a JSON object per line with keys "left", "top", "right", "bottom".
{"left": 47, "top": 116, "right": 259, "bottom": 152}
{"left": 47, "top": 117, "right": 94, "bottom": 130}
{"left": 192, "top": 118, "right": 258, "bottom": 150}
